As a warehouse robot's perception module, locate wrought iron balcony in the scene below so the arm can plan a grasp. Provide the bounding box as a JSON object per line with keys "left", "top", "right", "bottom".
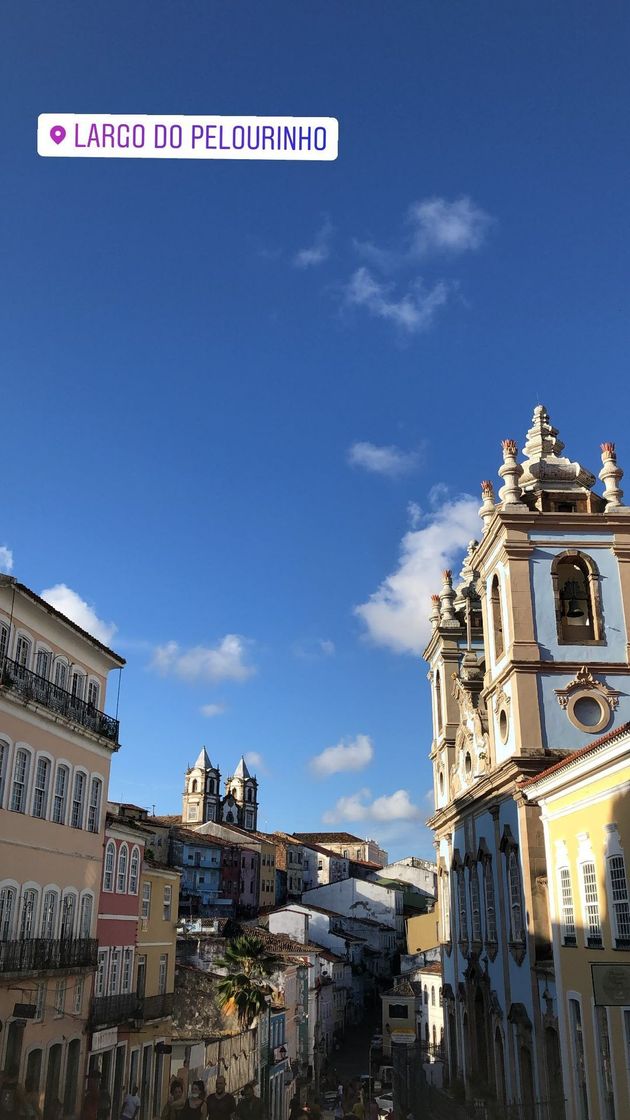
{"left": 91, "top": 993, "right": 142, "bottom": 1027}
{"left": 0, "top": 937, "right": 98, "bottom": 975}
{"left": 1, "top": 658, "right": 119, "bottom": 744}
{"left": 142, "top": 992, "right": 174, "bottom": 1020}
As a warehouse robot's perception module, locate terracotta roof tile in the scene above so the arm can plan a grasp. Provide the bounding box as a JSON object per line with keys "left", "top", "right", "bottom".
{"left": 519, "top": 721, "right": 630, "bottom": 789}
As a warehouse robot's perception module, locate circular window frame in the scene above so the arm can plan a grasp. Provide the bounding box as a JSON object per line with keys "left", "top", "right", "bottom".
{"left": 566, "top": 689, "right": 611, "bottom": 733}
{"left": 498, "top": 707, "right": 509, "bottom": 744}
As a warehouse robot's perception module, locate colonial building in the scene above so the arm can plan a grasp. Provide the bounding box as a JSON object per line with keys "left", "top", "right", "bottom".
{"left": 425, "top": 408, "right": 630, "bottom": 1117}
{"left": 182, "top": 750, "right": 259, "bottom": 831}
{"left": 294, "top": 832, "right": 388, "bottom": 867}
{"left": 0, "top": 575, "right": 124, "bottom": 1113}
{"left": 521, "top": 722, "right": 630, "bottom": 1120}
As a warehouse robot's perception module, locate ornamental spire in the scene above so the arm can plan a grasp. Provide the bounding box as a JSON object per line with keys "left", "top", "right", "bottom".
{"left": 599, "top": 443, "right": 627, "bottom": 510}
{"left": 479, "top": 480, "right": 496, "bottom": 531}
{"left": 498, "top": 439, "right": 525, "bottom": 506}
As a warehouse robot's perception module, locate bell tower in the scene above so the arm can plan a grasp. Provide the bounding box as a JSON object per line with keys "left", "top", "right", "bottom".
{"left": 182, "top": 747, "right": 221, "bottom": 825}
{"left": 224, "top": 756, "right": 258, "bottom": 831}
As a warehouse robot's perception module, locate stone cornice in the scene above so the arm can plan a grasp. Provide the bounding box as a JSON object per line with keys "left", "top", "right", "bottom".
{"left": 427, "top": 754, "right": 562, "bottom": 834}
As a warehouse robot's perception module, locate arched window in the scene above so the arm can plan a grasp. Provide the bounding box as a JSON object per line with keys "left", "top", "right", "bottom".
{"left": 70, "top": 770, "right": 86, "bottom": 829}
{"left": 552, "top": 552, "right": 602, "bottom": 643}
{"left": 247, "top": 787, "right": 253, "bottom": 803}
{"left": 87, "top": 680, "right": 100, "bottom": 709}
{"left": 70, "top": 670, "right": 85, "bottom": 701}
{"left": 507, "top": 850, "right": 525, "bottom": 943}
{"left": 423, "top": 985, "right": 428, "bottom": 1005}
{"left": 87, "top": 777, "right": 102, "bottom": 833}
{"left": 469, "top": 863, "right": 482, "bottom": 943}
{"left": 208, "top": 778, "right": 215, "bottom": 795}
{"left": 52, "top": 764, "right": 69, "bottom": 824}
{"left": 40, "top": 889, "right": 59, "bottom": 938}
{"left": 490, "top": 575, "right": 504, "bottom": 660}
{"left": 191, "top": 779, "right": 198, "bottom": 792}
{"left": 10, "top": 747, "right": 31, "bottom": 813}
{"left": 79, "top": 894, "right": 93, "bottom": 939}
{"left": 32, "top": 756, "right": 51, "bottom": 819}
{"left": 54, "top": 659, "right": 69, "bottom": 691}
{"left": 103, "top": 842, "right": 116, "bottom": 891}
{"left": 117, "top": 844, "right": 129, "bottom": 892}
{"left": 60, "top": 892, "right": 76, "bottom": 939}
{"left": 483, "top": 858, "right": 498, "bottom": 946}
{"left": 435, "top": 670, "right": 443, "bottom": 734}
{"left": 0, "top": 739, "right": 10, "bottom": 808}
{"left": 129, "top": 846, "right": 141, "bottom": 894}
{"left": 431, "top": 987, "right": 435, "bottom": 1007}
{"left": 457, "top": 867, "right": 469, "bottom": 947}
{"left": 19, "top": 888, "right": 39, "bottom": 939}
{"left": 0, "top": 885, "right": 17, "bottom": 940}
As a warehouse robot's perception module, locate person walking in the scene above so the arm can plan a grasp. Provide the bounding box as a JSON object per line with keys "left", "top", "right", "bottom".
{"left": 119, "top": 1086, "right": 140, "bottom": 1120}
{"left": 235, "top": 1085, "right": 263, "bottom": 1120}
{"left": 187, "top": 1083, "right": 207, "bottom": 1120}
{"left": 206, "top": 1078, "right": 236, "bottom": 1120}
{"left": 161, "top": 1080, "right": 188, "bottom": 1120}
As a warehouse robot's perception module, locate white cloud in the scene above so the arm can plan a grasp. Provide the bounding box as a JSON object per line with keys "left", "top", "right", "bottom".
{"left": 407, "top": 501, "right": 422, "bottom": 528}
{"left": 408, "top": 196, "right": 493, "bottom": 257}
{"left": 292, "top": 637, "right": 336, "bottom": 660}
{"left": 319, "top": 639, "right": 336, "bottom": 657}
{"left": 355, "top": 494, "right": 481, "bottom": 654}
{"left": 310, "top": 734, "right": 374, "bottom": 778}
{"left": 0, "top": 546, "right": 13, "bottom": 573}
{"left": 244, "top": 750, "right": 267, "bottom": 774}
{"left": 323, "top": 787, "right": 421, "bottom": 823}
{"left": 40, "top": 584, "right": 117, "bottom": 645}
{"left": 151, "top": 635, "right": 255, "bottom": 683}
{"left": 200, "top": 703, "right": 226, "bottom": 718}
{"left": 294, "top": 219, "right": 333, "bottom": 268}
{"left": 348, "top": 441, "right": 421, "bottom": 478}
{"left": 344, "top": 267, "right": 452, "bottom": 334}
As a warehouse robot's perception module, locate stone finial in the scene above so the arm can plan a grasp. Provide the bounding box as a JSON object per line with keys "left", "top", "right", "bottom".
{"left": 522, "top": 404, "right": 565, "bottom": 461}
{"left": 439, "top": 569, "right": 459, "bottom": 628}
{"left": 599, "top": 442, "right": 626, "bottom": 510}
{"left": 498, "top": 439, "right": 525, "bottom": 506}
{"left": 479, "top": 480, "right": 496, "bottom": 530}
{"left": 429, "top": 594, "right": 441, "bottom": 630}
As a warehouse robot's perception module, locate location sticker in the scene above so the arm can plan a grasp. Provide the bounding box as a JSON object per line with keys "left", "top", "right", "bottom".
{"left": 50, "top": 125, "right": 66, "bottom": 145}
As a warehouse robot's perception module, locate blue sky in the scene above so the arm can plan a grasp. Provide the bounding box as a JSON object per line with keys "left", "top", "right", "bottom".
{"left": 2, "top": 1, "right": 630, "bottom": 861}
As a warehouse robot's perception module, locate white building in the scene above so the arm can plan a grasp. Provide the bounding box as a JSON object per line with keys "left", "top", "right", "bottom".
{"left": 301, "top": 877, "right": 405, "bottom": 941}
{"left": 370, "top": 857, "right": 437, "bottom": 897}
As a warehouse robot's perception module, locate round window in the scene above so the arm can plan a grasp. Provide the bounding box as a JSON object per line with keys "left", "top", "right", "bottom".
{"left": 567, "top": 690, "right": 610, "bottom": 733}
{"left": 498, "top": 708, "right": 509, "bottom": 743}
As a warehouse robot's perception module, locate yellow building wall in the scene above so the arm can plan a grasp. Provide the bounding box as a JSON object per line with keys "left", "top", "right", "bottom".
{"left": 405, "top": 904, "right": 440, "bottom": 954}
{"left": 541, "top": 756, "right": 630, "bottom": 1120}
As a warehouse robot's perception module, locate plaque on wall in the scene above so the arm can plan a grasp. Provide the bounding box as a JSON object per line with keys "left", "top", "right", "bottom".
{"left": 591, "top": 963, "right": 630, "bottom": 1006}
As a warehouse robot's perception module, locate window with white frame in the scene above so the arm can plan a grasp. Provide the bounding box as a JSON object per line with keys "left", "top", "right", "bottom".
{"left": 32, "top": 757, "right": 51, "bottom": 819}
{"left": 96, "top": 949, "right": 108, "bottom": 997}
{"left": 70, "top": 671, "right": 85, "bottom": 701}
{"left": 19, "top": 888, "right": 38, "bottom": 939}
{"left": 0, "top": 621, "right": 9, "bottom": 663}
{"left": 15, "top": 635, "right": 31, "bottom": 669}
{"left": 109, "top": 948, "right": 121, "bottom": 994}
{"left": 10, "top": 748, "right": 30, "bottom": 813}
{"left": 163, "top": 885, "right": 172, "bottom": 922}
{"left": 60, "top": 893, "right": 76, "bottom": 939}
{"left": 34, "top": 982, "right": 46, "bottom": 1021}
{"left": 0, "top": 886, "right": 16, "bottom": 940}
{"left": 457, "top": 867, "right": 468, "bottom": 946}
{"left": 54, "top": 660, "right": 68, "bottom": 690}
{"left": 559, "top": 866, "right": 577, "bottom": 946}
{"left": 0, "top": 739, "right": 8, "bottom": 807}
{"left": 87, "top": 777, "right": 102, "bottom": 833}
{"left": 607, "top": 853, "right": 630, "bottom": 949}
{"left": 53, "top": 979, "right": 66, "bottom": 1016}
{"left": 52, "top": 765, "right": 69, "bottom": 825}
{"left": 79, "top": 894, "right": 93, "bottom": 939}
{"left": 87, "top": 680, "right": 100, "bottom": 709}
{"left": 469, "top": 863, "right": 482, "bottom": 942}
{"left": 70, "top": 771, "right": 86, "bottom": 829}
{"left": 594, "top": 1005, "right": 616, "bottom": 1120}
{"left": 141, "top": 882, "right": 151, "bottom": 919}
{"left": 103, "top": 842, "right": 116, "bottom": 891}
{"left": 158, "top": 953, "right": 168, "bottom": 994}
{"left": 117, "top": 845, "right": 129, "bottom": 892}
{"left": 40, "top": 890, "right": 58, "bottom": 938}
{"left": 507, "top": 849, "right": 525, "bottom": 943}
{"left": 581, "top": 860, "right": 602, "bottom": 947}
{"left": 74, "top": 977, "right": 84, "bottom": 1014}
{"left": 122, "top": 948, "right": 133, "bottom": 993}
{"left": 36, "top": 648, "right": 51, "bottom": 679}
{"left": 129, "top": 847, "right": 140, "bottom": 894}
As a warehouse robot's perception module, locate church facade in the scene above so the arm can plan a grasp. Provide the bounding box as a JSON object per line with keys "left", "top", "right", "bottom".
{"left": 425, "top": 407, "right": 630, "bottom": 1118}
{"left": 182, "top": 748, "right": 259, "bottom": 831}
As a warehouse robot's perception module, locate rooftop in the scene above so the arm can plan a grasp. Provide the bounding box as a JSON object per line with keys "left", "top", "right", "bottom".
{"left": 294, "top": 831, "right": 366, "bottom": 845}
{"left": 1, "top": 576, "right": 125, "bottom": 665}
{"left": 519, "top": 720, "right": 630, "bottom": 790}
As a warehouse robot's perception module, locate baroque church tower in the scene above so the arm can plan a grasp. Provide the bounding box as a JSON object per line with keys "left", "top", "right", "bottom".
{"left": 182, "top": 750, "right": 259, "bottom": 831}
{"left": 425, "top": 407, "right": 630, "bottom": 1115}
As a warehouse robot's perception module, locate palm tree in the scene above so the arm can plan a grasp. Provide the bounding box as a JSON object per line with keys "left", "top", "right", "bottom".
{"left": 215, "top": 934, "right": 282, "bottom": 1028}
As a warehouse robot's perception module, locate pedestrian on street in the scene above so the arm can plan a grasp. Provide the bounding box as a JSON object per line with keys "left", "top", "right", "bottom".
{"left": 119, "top": 1086, "right": 140, "bottom": 1120}
{"left": 188, "top": 1083, "right": 207, "bottom": 1120}
{"left": 235, "top": 1085, "right": 263, "bottom": 1120}
{"left": 206, "top": 1077, "right": 236, "bottom": 1120}
{"left": 161, "top": 1080, "right": 188, "bottom": 1120}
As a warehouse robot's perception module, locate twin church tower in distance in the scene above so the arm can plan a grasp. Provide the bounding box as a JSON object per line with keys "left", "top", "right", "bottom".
{"left": 182, "top": 748, "right": 259, "bottom": 832}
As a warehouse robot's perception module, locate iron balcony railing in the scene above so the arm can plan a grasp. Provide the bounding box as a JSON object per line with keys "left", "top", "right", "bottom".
{"left": 0, "top": 937, "right": 98, "bottom": 974}
{"left": 90, "top": 991, "right": 174, "bottom": 1027}
{"left": 1, "top": 658, "right": 119, "bottom": 744}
